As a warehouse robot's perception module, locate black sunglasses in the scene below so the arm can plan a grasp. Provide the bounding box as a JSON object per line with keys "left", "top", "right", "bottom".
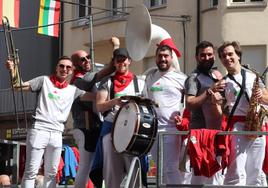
{"left": 80, "top": 55, "right": 91, "bottom": 62}
{"left": 59, "top": 64, "right": 72, "bottom": 70}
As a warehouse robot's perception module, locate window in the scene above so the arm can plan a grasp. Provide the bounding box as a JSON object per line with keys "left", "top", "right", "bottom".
{"left": 73, "top": 0, "right": 91, "bottom": 26}
{"left": 211, "top": 0, "right": 218, "bottom": 6}
{"left": 78, "top": 0, "right": 91, "bottom": 18}
{"left": 228, "top": 0, "right": 265, "bottom": 7}
{"left": 108, "top": 0, "right": 126, "bottom": 16}
{"left": 231, "top": 0, "right": 263, "bottom": 2}
{"left": 145, "top": 0, "right": 167, "bottom": 8}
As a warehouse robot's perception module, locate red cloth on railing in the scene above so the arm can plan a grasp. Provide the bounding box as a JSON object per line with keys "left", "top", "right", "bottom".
{"left": 187, "top": 129, "right": 229, "bottom": 177}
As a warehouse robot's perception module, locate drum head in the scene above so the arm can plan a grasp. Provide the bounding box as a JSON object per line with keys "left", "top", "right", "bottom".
{"left": 113, "top": 102, "right": 139, "bottom": 153}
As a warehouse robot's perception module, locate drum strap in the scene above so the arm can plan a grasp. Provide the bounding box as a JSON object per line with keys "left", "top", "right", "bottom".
{"left": 103, "top": 75, "right": 140, "bottom": 118}
{"left": 110, "top": 75, "right": 139, "bottom": 98}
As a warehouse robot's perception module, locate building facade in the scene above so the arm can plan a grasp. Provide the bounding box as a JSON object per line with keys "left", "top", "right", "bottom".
{"left": 62, "top": 0, "right": 268, "bottom": 79}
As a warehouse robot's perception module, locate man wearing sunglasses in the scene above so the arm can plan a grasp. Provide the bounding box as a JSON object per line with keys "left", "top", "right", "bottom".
{"left": 70, "top": 37, "right": 119, "bottom": 188}
{"left": 5, "top": 56, "right": 95, "bottom": 188}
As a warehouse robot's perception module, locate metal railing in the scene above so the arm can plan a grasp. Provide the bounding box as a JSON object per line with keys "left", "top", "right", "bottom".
{"left": 121, "top": 157, "right": 143, "bottom": 188}
{"left": 157, "top": 131, "right": 268, "bottom": 188}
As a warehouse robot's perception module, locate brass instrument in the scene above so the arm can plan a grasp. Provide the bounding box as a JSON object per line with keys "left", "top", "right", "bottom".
{"left": 2, "top": 16, "right": 28, "bottom": 131}
{"left": 245, "top": 70, "right": 268, "bottom": 140}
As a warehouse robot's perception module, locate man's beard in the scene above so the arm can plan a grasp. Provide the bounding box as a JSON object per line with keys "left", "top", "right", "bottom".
{"left": 197, "top": 59, "right": 214, "bottom": 74}
{"left": 157, "top": 61, "right": 171, "bottom": 72}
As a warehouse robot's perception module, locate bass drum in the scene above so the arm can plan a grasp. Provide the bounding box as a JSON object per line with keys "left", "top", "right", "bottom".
{"left": 112, "top": 100, "right": 158, "bottom": 156}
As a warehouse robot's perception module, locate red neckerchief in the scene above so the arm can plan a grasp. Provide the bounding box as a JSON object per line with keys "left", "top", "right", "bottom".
{"left": 113, "top": 71, "right": 133, "bottom": 93}
{"left": 49, "top": 75, "right": 68, "bottom": 89}
{"left": 70, "top": 70, "right": 86, "bottom": 84}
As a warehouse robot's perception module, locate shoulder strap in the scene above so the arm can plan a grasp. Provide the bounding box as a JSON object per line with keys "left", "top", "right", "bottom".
{"left": 227, "top": 69, "right": 249, "bottom": 102}
{"left": 110, "top": 77, "right": 114, "bottom": 99}
{"left": 133, "top": 75, "right": 139, "bottom": 94}
{"left": 227, "top": 69, "right": 246, "bottom": 127}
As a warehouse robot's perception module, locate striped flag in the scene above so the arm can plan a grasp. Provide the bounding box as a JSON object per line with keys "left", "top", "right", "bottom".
{"left": 0, "top": 0, "right": 20, "bottom": 28}
{"left": 38, "top": 0, "right": 61, "bottom": 37}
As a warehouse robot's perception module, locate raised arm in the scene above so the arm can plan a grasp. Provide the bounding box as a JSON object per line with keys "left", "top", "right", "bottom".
{"left": 94, "top": 36, "right": 120, "bottom": 82}
{"left": 5, "top": 60, "right": 31, "bottom": 91}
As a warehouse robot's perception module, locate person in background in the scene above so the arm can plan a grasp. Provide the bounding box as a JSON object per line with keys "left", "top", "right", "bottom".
{"left": 70, "top": 37, "right": 119, "bottom": 188}
{"left": 6, "top": 56, "right": 94, "bottom": 188}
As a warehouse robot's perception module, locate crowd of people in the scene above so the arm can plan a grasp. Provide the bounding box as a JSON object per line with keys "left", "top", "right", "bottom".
{"left": 5, "top": 37, "right": 268, "bottom": 188}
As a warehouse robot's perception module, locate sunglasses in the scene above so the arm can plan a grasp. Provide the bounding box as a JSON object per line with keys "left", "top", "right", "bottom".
{"left": 58, "top": 64, "right": 72, "bottom": 70}
{"left": 80, "top": 55, "right": 91, "bottom": 62}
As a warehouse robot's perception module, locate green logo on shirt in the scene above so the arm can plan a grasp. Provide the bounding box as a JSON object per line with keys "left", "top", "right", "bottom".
{"left": 150, "top": 82, "right": 163, "bottom": 92}
{"left": 48, "top": 93, "right": 60, "bottom": 100}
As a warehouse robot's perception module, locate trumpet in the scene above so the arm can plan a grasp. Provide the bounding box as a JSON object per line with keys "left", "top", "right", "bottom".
{"left": 2, "top": 16, "right": 28, "bottom": 132}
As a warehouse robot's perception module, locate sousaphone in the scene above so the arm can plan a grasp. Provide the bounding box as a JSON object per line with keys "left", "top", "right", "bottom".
{"left": 125, "top": 4, "right": 180, "bottom": 71}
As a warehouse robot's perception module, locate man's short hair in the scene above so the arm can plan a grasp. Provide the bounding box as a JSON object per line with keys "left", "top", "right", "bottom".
{"left": 156, "top": 45, "right": 173, "bottom": 55}
{"left": 195, "top": 41, "right": 214, "bottom": 57}
{"left": 58, "top": 55, "right": 72, "bottom": 62}
{"left": 217, "top": 41, "right": 242, "bottom": 63}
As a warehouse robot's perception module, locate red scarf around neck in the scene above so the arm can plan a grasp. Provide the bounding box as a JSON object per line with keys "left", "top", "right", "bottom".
{"left": 49, "top": 75, "right": 68, "bottom": 89}
{"left": 70, "top": 69, "right": 86, "bottom": 84}
{"left": 113, "top": 71, "right": 133, "bottom": 93}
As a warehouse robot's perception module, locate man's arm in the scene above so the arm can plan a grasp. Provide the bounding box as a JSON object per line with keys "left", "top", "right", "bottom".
{"left": 96, "top": 89, "right": 122, "bottom": 113}
{"left": 259, "top": 88, "right": 268, "bottom": 104}
{"left": 186, "top": 92, "right": 209, "bottom": 110}
{"left": 6, "top": 60, "right": 31, "bottom": 91}
{"left": 186, "top": 80, "right": 226, "bottom": 110}
{"left": 80, "top": 92, "right": 96, "bottom": 101}
{"left": 94, "top": 37, "right": 120, "bottom": 82}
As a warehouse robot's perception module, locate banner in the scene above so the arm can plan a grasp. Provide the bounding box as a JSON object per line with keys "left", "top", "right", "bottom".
{"left": 38, "top": 0, "right": 61, "bottom": 37}
{"left": 0, "top": 0, "right": 20, "bottom": 28}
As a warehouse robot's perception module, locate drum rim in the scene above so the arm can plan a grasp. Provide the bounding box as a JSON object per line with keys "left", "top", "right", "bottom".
{"left": 112, "top": 101, "right": 139, "bottom": 153}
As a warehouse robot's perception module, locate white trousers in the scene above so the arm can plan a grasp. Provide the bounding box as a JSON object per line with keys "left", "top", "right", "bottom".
{"left": 224, "top": 122, "right": 266, "bottom": 185}
{"left": 102, "top": 133, "right": 132, "bottom": 188}
{"left": 72, "top": 129, "right": 94, "bottom": 188}
{"left": 21, "top": 129, "right": 62, "bottom": 188}
{"left": 150, "top": 132, "right": 190, "bottom": 185}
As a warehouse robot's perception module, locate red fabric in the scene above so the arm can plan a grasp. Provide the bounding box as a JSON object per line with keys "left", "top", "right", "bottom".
{"left": 221, "top": 114, "right": 228, "bottom": 131}
{"left": 113, "top": 71, "right": 133, "bottom": 93}
{"left": 70, "top": 70, "right": 86, "bottom": 84}
{"left": 187, "top": 129, "right": 228, "bottom": 177}
{"left": 262, "top": 123, "right": 268, "bottom": 174}
{"left": 53, "top": 1, "right": 61, "bottom": 37}
{"left": 226, "top": 115, "right": 246, "bottom": 131}
{"left": 159, "top": 38, "right": 182, "bottom": 58}
{"left": 86, "top": 179, "right": 94, "bottom": 188}
{"left": 49, "top": 74, "right": 68, "bottom": 89}
{"left": 14, "top": 0, "right": 20, "bottom": 28}
{"left": 56, "top": 157, "right": 65, "bottom": 183}
{"left": 176, "top": 109, "right": 190, "bottom": 131}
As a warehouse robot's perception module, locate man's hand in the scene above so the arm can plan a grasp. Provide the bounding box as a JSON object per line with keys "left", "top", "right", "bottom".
{"left": 111, "top": 36, "right": 120, "bottom": 50}
{"left": 6, "top": 60, "right": 15, "bottom": 72}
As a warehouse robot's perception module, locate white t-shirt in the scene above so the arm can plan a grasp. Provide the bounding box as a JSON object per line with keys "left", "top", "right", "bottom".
{"left": 29, "top": 76, "right": 85, "bottom": 132}
{"left": 143, "top": 69, "right": 186, "bottom": 130}
{"left": 225, "top": 68, "right": 264, "bottom": 116}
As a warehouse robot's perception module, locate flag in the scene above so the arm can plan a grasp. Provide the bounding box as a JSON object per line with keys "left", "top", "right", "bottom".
{"left": 38, "top": 0, "right": 61, "bottom": 37}
{"left": 0, "top": 0, "right": 20, "bottom": 28}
